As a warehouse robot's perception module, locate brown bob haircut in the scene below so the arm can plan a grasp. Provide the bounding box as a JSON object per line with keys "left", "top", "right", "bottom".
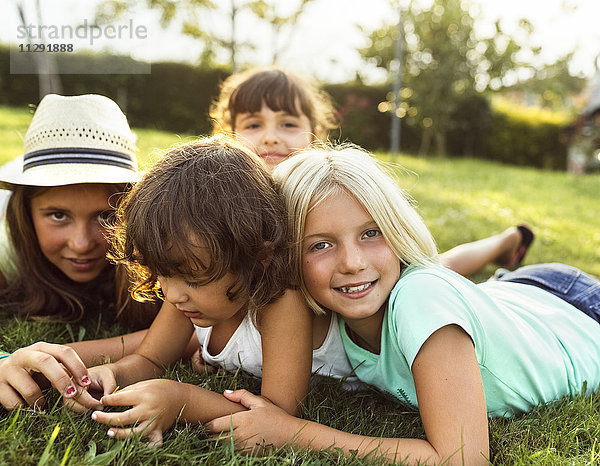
{"left": 210, "top": 67, "right": 337, "bottom": 140}
{"left": 112, "top": 135, "right": 294, "bottom": 322}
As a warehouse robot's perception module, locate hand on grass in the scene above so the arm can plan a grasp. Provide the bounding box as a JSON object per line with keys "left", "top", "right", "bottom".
{"left": 0, "top": 342, "right": 90, "bottom": 410}
{"left": 206, "top": 389, "right": 305, "bottom": 455}
{"left": 91, "top": 379, "right": 189, "bottom": 447}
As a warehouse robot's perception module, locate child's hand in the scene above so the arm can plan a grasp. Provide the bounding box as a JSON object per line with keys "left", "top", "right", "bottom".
{"left": 190, "top": 349, "right": 215, "bottom": 373}
{"left": 90, "top": 379, "right": 189, "bottom": 447}
{"left": 64, "top": 364, "right": 117, "bottom": 413}
{"left": 206, "top": 389, "right": 305, "bottom": 455}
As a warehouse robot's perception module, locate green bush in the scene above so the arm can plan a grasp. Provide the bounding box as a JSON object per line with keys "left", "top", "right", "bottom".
{"left": 483, "top": 99, "right": 571, "bottom": 169}
{"left": 122, "top": 63, "right": 227, "bottom": 135}
{"left": 326, "top": 83, "right": 394, "bottom": 150}
{"left": 0, "top": 46, "right": 572, "bottom": 168}
{"left": 0, "top": 46, "right": 226, "bottom": 136}
{"left": 445, "top": 93, "right": 494, "bottom": 157}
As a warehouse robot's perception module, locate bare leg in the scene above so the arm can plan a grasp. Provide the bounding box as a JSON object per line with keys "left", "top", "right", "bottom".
{"left": 440, "top": 227, "right": 524, "bottom": 277}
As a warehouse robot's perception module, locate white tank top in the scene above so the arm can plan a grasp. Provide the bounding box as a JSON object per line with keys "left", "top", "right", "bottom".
{"left": 195, "top": 311, "right": 360, "bottom": 387}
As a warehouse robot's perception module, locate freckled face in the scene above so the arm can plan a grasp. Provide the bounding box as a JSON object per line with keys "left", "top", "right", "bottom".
{"left": 234, "top": 104, "right": 313, "bottom": 170}
{"left": 302, "top": 190, "right": 401, "bottom": 325}
{"left": 30, "top": 184, "right": 115, "bottom": 283}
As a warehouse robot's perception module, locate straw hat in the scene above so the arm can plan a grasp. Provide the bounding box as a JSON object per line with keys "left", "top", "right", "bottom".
{"left": 0, "top": 94, "right": 140, "bottom": 188}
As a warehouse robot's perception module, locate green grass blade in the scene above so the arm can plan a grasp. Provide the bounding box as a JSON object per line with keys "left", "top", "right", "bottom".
{"left": 37, "top": 423, "right": 60, "bottom": 466}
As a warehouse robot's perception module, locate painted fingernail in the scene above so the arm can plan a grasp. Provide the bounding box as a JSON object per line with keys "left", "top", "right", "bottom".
{"left": 107, "top": 430, "right": 115, "bottom": 437}
{"left": 225, "top": 389, "right": 233, "bottom": 394}
{"left": 65, "top": 385, "right": 76, "bottom": 396}
{"left": 81, "top": 375, "right": 90, "bottom": 385}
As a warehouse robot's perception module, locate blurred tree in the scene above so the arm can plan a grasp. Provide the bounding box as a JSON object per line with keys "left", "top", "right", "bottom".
{"left": 248, "top": 0, "right": 316, "bottom": 64}
{"left": 14, "top": 0, "right": 63, "bottom": 98}
{"left": 96, "top": 0, "right": 316, "bottom": 70}
{"left": 95, "top": 0, "right": 240, "bottom": 69}
{"left": 504, "top": 53, "right": 587, "bottom": 111}
{"left": 361, "top": 0, "right": 534, "bottom": 155}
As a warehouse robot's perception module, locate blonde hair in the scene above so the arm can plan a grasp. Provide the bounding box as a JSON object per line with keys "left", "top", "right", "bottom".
{"left": 274, "top": 146, "right": 439, "bottom": 314}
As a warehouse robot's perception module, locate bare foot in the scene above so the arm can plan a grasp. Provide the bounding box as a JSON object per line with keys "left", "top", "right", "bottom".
{"left": 495, "top": 226, "right": 533, "bottom": 269}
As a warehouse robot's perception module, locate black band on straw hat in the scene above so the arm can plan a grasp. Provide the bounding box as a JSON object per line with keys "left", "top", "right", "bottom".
{"left": 23, "top": 147, "right": 136, "bottom": 171}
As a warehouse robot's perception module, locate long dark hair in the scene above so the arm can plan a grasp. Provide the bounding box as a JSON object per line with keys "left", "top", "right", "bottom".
{"left": 0, "top": 184, "right": 157, "bottom": 328}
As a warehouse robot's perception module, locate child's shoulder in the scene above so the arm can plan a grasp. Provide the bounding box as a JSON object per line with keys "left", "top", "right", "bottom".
{"left": 396, "top": 264, "right": 467, "bottom": 291}
{"left": 258, "top": 288, "right": 310, "bottom": 331}
{"left": 390, "top": 265, "right": 477, "bottom": 311}
{"left": 388, "top": 266, "right": 483, "bottom": 362}
{"left": 272, "top": 288, "right": 306, "bottom": 308}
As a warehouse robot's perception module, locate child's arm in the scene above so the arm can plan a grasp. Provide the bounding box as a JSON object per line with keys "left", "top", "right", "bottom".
{"left": 70, "top": 301, "right": 195, "bottom": 410}
{"left": 0, "top": 306, "right": 198, "bottom": 411}
{"left": 92, "top": 301, "right": 194, "bottom": 388}
{"left": 91, "top": 379, "right": 247, "bottom": 446}
{"left": 66, "top": 330, "right": 148, "bottom": 366}
{"left": 207, "top": 325, "right": 489, "bottom": 465}
{"left": 67, "top": 320, "right": 200, "bottom": 366}
{"left": 90, "top": 290, "right": 313, "bottom": 442}
{"left": 87, "top": 300, "right": 248, "bottom": 437}
{"left": 259, "top": 289, "right": 313, "bottom": 415}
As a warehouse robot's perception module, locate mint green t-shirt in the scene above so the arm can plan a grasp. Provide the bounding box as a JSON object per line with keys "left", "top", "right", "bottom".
{"left": 340, "top": 265, "right": 600, "bottom": 417}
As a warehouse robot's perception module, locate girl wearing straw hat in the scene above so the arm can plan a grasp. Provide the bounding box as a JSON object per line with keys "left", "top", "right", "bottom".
{"left": 0, "top": 94, "right": 162, "bottom": 409}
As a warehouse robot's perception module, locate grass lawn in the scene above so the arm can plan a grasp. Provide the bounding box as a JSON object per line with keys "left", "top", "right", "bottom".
{"left": 1, "top": 103, "right": 600, "bottom": 464}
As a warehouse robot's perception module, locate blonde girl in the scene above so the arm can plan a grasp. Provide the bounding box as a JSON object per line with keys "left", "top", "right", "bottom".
{"left": 208, "top": 147, "right": 600, "bottom": 465}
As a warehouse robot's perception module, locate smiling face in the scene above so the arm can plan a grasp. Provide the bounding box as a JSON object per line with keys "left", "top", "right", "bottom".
{"left": 30, "top": 183, "right": 115, "bottom": 283}
{"left": 234, "top": 104, "right": 313, "bottom": 170}
{"left": 301, "top": 190, "right": 401, "bottom": 326}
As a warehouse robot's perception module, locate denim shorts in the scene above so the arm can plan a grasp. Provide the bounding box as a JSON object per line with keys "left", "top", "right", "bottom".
{"left": 492, "top": 263, "right": 600, "bottom": 323}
